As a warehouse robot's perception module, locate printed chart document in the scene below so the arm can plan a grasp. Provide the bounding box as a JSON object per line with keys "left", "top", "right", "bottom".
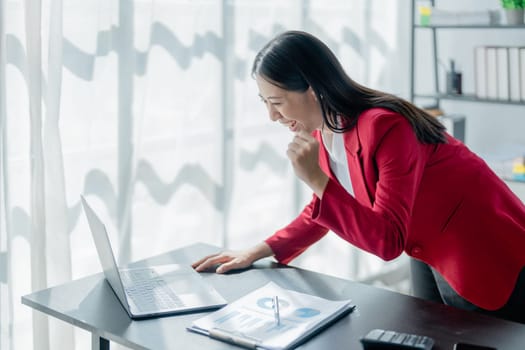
{"left": 187, "top": 281, "right": 355, "bottom": 350}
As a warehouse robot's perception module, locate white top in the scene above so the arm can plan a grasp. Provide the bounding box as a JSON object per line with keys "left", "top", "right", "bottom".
{"left": 322, "top": 131, "right": 354, "bottom": 196}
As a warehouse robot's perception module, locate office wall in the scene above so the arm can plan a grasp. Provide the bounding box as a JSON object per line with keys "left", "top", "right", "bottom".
{"left": 413, "top": 0, "right": 525, "bottom": 168}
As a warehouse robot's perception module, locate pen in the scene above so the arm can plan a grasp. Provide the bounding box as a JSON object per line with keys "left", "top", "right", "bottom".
{"left": 272, "top": 295, "right": 280, "bottom": 325}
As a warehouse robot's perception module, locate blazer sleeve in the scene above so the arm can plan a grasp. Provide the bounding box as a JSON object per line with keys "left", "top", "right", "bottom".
{"left": 312, "top": 115, "right": 429, "bottom": 261}
{"left": 264, "top": 194, "right": 329, "bottom": 264}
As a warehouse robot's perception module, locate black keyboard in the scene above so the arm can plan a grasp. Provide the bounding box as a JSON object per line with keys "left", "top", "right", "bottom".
{"left": 360, "top": 329, "right": 434, "bottom": 350}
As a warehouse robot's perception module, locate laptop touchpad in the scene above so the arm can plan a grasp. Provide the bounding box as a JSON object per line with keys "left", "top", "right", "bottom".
{"left": 153, "top": 265, "right": 210, "bottom": 294}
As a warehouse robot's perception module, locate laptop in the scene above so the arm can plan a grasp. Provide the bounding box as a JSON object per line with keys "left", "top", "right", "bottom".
{"left": 80, "top": 195, "right": 227, "bottom": 319}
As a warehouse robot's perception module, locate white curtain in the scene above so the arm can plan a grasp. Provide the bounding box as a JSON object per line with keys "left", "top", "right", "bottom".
{"left": 0, "top": 0, "right": 408, "bottom": 349}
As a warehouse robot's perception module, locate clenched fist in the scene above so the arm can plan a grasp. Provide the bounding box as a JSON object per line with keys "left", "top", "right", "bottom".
{"left": 287, "top": 130, "right": 329, "bottom": 198}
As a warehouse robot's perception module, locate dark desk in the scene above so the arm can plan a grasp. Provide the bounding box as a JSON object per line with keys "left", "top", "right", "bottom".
{"left": 22, "top": 243, "right": 525, "bottom": 350}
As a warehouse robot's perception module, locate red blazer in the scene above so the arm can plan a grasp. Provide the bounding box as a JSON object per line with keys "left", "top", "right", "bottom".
{"left": 265, "top": 108, "right": 525, "bottom": 310}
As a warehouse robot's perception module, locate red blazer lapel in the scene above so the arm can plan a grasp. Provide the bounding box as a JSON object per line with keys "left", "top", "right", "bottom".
{"left": 315, "top": 130, "right": 334, "bottom": 180}
{"left": 344, "top": 127, "right": 374, "bottom": 207}
{"left": 315, "top": 128, "right": 373, "bottom": 207}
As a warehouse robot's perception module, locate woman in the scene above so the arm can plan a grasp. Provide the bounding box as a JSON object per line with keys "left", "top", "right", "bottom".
{"left": 192, "top": 30, "right": 525, "bottom": 323}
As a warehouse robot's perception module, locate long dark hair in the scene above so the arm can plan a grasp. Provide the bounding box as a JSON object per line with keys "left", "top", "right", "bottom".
{"left": 252, "top": 30, "right": 446, "bottom": 144}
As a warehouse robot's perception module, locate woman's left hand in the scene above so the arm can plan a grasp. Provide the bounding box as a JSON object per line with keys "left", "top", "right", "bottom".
{"left": 287, "top": 130, "right": 329, "bottom": 198}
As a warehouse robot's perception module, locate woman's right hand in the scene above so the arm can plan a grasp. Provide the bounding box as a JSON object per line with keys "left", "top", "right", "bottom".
{"left": 191, "top": 242, "right": 274, "bottom": 274}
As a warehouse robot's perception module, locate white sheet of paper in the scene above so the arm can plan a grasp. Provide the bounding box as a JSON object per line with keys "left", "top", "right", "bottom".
{"left": 190, "top": 281, "right": 353, "bottom": 350}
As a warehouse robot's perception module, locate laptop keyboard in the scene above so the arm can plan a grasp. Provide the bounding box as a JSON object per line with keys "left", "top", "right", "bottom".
{"left": 120, "top": 269, "right": 185, "bottom": 312}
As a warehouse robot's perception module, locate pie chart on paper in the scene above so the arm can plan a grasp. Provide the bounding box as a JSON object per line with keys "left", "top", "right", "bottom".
{"left": 293, "top": 307, "right": 321, "bottom": 318}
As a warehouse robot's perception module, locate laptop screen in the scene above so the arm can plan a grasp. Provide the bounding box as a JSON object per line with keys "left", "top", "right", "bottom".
{"left": 81, "top": 196, "right": 131, "bottom": 312}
